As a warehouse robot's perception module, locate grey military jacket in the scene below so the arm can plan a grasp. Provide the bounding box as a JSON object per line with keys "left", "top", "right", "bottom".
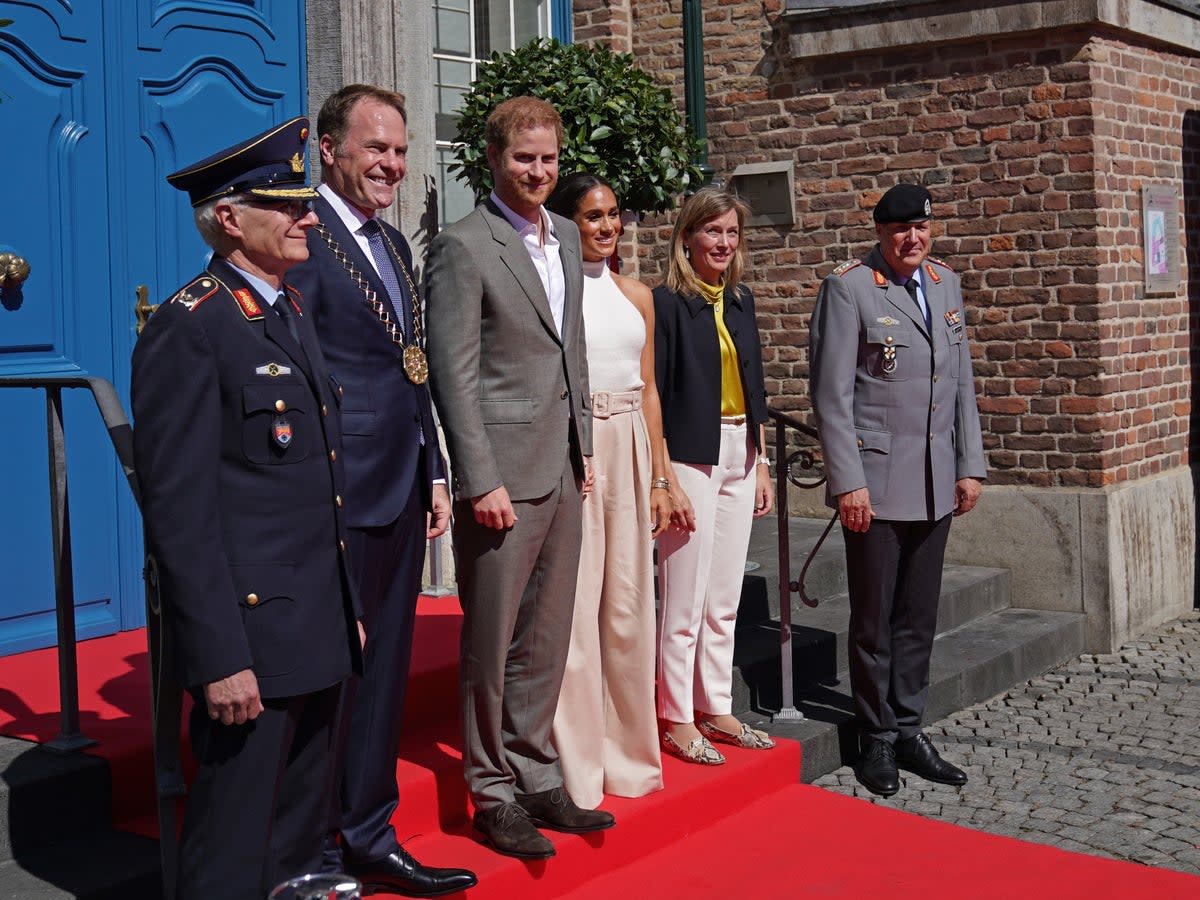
{"left": 809, "top": 246, "right": 986, "bottom": 522}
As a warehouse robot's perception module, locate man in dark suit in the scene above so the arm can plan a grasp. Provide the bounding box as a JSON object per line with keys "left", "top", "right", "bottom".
{"left": 132, "top": 117, "right": 363, "bottom": 900}
{"left": 425, "top": 96, "right": 612, "bottom": 860}
{"left": 809, "top": 183, "right": 987, "bottom": 798}
{"left": 287, "top": 84, "right": 476, "bottom": 897}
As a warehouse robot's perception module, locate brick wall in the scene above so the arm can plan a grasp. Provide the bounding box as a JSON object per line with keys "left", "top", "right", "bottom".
{"left": 576, "top": 2, "right": 1199, "bottom": 488}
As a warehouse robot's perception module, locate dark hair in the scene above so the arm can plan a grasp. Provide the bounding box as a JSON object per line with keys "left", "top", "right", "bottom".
{"left": 317, "top": 84, "right": 408, "bottom": 150}
{"left": 485, "top": 96, "right": 563, "bottom": 152}
{"left": 546, "top": 172, "right": 616, "bottom": 219}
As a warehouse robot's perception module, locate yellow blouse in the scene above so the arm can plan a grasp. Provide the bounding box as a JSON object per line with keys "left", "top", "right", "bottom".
{"left": 698, "top": 280, "right": 746, "bottom": 416}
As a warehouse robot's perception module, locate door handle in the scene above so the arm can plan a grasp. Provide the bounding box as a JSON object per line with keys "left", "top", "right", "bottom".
{"left": 0, "top": 252, "right": 31, "bottom": 290}
{"left": 135, "top": 284, "right": 159, "bottom": 335}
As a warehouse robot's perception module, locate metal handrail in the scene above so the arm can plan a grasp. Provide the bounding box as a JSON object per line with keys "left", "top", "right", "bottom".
{"left": 0, "top": 375, "right": 182, "bottom": 899}
{"left": 767, "top": 407, "right": 833, "bottom": 722}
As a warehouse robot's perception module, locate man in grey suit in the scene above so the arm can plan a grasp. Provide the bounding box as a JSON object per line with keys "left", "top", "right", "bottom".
{"left": 809, "top": 183, "right": 986, "bottom": 798}
{"left": 424, "top": 96, "right": 613, "bottom": 859}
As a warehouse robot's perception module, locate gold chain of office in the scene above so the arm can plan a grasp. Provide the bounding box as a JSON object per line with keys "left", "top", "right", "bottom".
{"left": 313, "top": 223, "right": 429, "bottom": 384}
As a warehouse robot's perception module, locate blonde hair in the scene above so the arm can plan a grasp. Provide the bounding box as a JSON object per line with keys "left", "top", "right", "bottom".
{"left": 665, "top": 186, "right": 751, "bottom": 299}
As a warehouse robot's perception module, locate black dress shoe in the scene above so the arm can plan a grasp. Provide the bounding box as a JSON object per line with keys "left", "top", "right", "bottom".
{"left": 474, "top": 802, "right": 555, "bottom": 860}
{"left": 895, "top": 733, "right": 968, "bottom": 786}
{"left": 855, "top": 738, "right": 900, "bottom": 797}
{"left": 347, "top": 848, "right": 477, "bottom": 897}
{"left": 515, "top": 786, "right": 615, "bottom": 834}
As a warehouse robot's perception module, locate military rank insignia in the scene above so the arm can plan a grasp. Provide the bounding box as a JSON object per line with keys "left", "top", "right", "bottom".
{"left": 945, "top": 308, "right": 964, "bottom": 334}
{"left": 234, "top": 289, "right": 264, "bottom": 320}
{"left": 876, "top": 316, "right": 900, "bottom": 326}
{"left": 872, "top": 269, "right": 887, "bottom": 287}
{"left": 255, "top": 362, "right": 292, "bottom": 377}
{"left": 833, "top": 260, "right": 862, "bottom": 277}
{"left": 882, "top": 344, "right": 897, "bottom": 375}
{"left": 272, "top": 416, "right": 293, "bottom": 449}
{"left": 170, "top": 277, "right": 218, "bottom": 311}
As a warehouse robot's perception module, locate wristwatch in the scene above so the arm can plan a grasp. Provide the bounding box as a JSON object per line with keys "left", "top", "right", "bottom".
{"left": 756, "top": 456, "right": 771, "bottom": 467}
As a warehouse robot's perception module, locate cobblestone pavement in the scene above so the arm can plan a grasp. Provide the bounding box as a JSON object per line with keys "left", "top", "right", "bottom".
{"left": 813, "top": 611, "right": 1200, "bottom": 874}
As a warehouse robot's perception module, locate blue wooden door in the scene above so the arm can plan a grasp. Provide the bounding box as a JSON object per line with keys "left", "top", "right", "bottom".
{"left": 0, "top": 0, "right": 306, "bottom": 655}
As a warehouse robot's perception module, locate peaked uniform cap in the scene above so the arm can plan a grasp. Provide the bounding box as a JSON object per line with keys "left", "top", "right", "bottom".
{"left": 167, "top": 116, "right": 319, "bottom": 208}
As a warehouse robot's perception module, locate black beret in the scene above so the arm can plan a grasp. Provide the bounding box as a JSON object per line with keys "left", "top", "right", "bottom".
{"left": 873, "top": 183, "right": 932, "bottom": 224}
{"left": 167, "top": 116, "right": 319, "bottom": 208}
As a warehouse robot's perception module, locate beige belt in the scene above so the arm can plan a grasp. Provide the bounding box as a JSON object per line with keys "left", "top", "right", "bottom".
{"left": 720, "top": 415, "right": 747, "bottom": 426}
{"left": 591, "top": 389, "right": 643, "bottom": 419}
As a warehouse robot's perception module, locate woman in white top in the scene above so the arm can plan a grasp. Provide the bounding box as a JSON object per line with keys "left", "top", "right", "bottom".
{"left": 547, "top": 173, "right": 674, "bottom": 808}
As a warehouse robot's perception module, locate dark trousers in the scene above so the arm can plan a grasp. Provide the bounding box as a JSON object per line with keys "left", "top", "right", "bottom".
{"left": 178, "top": 683, "right": 342, "bottom": 900}
{"left": 328, "top": 484, "right": 425, "bottom": 865}
{"left": 843, "top": 514, "right": 952, "bottom": 746}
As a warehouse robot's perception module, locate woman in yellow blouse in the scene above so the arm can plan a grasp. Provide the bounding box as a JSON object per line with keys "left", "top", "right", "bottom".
{"left": 652, "top": 187, "right": 775, "bottom": 764}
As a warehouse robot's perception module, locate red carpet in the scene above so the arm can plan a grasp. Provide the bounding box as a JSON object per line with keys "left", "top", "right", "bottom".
{"left": 2, "top": 596, "right": 1197, "bottom": 898}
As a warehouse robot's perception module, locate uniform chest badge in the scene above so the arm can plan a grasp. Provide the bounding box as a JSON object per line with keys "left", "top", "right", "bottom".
{"left": 272, "top": 415, "right": 293, "bottom": 449}
{"left": 876, "top": 316, "right": 900, "bottom": 326}
{"left": 255, "top": 362, "right": 292, "bottom": 377}
{"left": 944, "top": 308, "right": 962, "bottom": 327}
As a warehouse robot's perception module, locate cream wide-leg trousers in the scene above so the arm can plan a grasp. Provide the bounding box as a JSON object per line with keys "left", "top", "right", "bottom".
{"left": 552, "top": 389, "right": 663, "bottom": 809}
{"left": 656, "top": 421, "right": 756, "bottom": 724}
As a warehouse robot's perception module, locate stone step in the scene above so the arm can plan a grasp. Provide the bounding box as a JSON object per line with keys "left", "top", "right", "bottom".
{"left": 0, "top": 739, "right": 111, "bottom": 864}
{"left": 740, "top": 607, "right": 1088, "bottom": 782}
{"left": 0, "top": 830, "right": 162, "bottom": 900}
{"left": 0, "top": 737, "right": 163, "bottom": 898}
{"left": 733, "top": 564, "right": 1012, "bottom": 713}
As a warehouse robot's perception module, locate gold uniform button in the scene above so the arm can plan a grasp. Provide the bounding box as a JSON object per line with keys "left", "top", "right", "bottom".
{"left": 856, "top": 438, "right": 864, "bottom": 448}
{"left": 560, "top": 390, "right": 568, "bottom": 400}
{"left": 929, "top": 432, "right": 935, "bottom": 441}
{"left": 932, "top": 375, "right": 939, "bottom": 383}
{"left": 336, "top": 495, "right": 343, "bottom": 507}
{"left": 885, "top": 336, "right": 894, "bottom": 344}
{"left": 339, "top": 539, "right": 346, "bottom": 552}
{"left": 246, "top": 593, "right": 259, "bottom": 606}
{"left": 322, "top": 404, "right": 328, "bottom": 416}
{"left": 330, "top": 450, "right": 337, "bottom": 462}
{"left": 275, "top": 400, "right": 286, "bottom": 413}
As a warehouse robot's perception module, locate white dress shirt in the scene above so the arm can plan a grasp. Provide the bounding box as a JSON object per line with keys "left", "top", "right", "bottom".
{"left": 490, "top": 191, "right": 566, "bottom": 337}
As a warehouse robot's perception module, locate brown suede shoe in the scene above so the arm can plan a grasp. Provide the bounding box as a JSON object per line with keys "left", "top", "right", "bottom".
{"left": 514, "top": 786, "right": 615, "bottom": 834}
{"left": 473, "top": 802, "right": 555, "bottom": 859}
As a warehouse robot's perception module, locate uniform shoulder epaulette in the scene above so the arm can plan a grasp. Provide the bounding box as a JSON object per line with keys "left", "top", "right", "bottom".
{"left": 169, "top": 275, "right": 220, "bottom": 312}
{"left": 926, "top": 256, "right": 953, "bottom": 271}
{"left": 832, "top": 260, "right": 862, "bottom": 277}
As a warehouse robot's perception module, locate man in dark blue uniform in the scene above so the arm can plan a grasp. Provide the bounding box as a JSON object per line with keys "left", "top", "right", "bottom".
{"left": 132, "top": 117, "right": 364, "bottom": 900}
{"left": 289, "top": 84, "right": 476, "bottom": 897}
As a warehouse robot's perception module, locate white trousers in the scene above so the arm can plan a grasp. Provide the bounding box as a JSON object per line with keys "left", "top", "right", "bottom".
{"left": 655, "top": 422, "right": 756, "bottom": 723}
{"left": 552, "top": 391, "right": 663, "bottom": 808}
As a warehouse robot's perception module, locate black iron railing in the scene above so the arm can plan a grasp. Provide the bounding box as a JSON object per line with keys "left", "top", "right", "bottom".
{"left": 767, "top": 407, "right": 837, "bottom": 722}
{"left": 0, "top": 375, "right": 183, "bottom": 899}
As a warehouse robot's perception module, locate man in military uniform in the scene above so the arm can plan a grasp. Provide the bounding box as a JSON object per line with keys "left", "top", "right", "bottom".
{"left": 809, "top": 183, "right": 986, "bottom": 798}
{"left": 131, "top": 117, "right": 363, "bottom": 900}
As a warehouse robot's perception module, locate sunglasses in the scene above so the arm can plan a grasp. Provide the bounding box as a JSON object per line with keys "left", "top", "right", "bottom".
{"left": 246, "top": 198, "right": 314, "bottom": 220}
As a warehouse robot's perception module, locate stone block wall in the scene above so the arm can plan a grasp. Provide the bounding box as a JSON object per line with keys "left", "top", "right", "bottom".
{"left": 575, "top": 2, "right": 1198, "bottom": 493}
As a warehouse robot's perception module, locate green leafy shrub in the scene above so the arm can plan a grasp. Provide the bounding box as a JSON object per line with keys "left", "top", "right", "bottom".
{"left": 449, "top": 38, "right": 703, "bottom": 215}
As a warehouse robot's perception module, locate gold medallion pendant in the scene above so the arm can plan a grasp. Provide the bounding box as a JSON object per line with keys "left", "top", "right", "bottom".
{"left": 403, "top": 345, "right": 429, "bottom": 384}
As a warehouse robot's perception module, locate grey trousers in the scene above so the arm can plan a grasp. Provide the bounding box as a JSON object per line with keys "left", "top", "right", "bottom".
{"left": 454, "top": 455, "right": 583, "bottom": 810}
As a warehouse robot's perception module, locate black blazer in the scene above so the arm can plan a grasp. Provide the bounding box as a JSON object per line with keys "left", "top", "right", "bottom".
{"left": 132, "top": 257, "right": 361, "bottom": 699}
{"left": 289, "top": 194, "right": 446, "bottom": 528}
{"left": 653, "top": 282, "right": 769, "bottom": 465}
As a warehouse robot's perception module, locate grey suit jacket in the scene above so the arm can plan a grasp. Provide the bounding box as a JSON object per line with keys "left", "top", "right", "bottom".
{"left": 809, "top": 246, "right": 986, "bottom": 522}
{"left": 425, "top": 198, "right": 591, "bottom": 502}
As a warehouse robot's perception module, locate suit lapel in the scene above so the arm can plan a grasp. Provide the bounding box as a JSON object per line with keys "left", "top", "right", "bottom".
{"left": 555, "top": 212, "right": 582, "bottom": 344}
{"left": 482, "top": 199, "right": 560, "bottom": 344}
{"left": 867, "top": 247, "right": 929, "bottom": 340}
{"left": 210, "top": 257, "right": 315, "bottom": 382}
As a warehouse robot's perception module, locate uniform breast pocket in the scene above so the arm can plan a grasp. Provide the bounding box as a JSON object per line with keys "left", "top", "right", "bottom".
{"left": 242, "top": 382, "right": 311, "bottom": 465}
{"left": 865, "top": 325, "right": 913, "bottom": 382}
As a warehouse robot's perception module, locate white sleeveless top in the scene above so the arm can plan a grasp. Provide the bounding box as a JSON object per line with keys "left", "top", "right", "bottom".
{"left": 582, "top": 259, "right": 645, "bottom": 393}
